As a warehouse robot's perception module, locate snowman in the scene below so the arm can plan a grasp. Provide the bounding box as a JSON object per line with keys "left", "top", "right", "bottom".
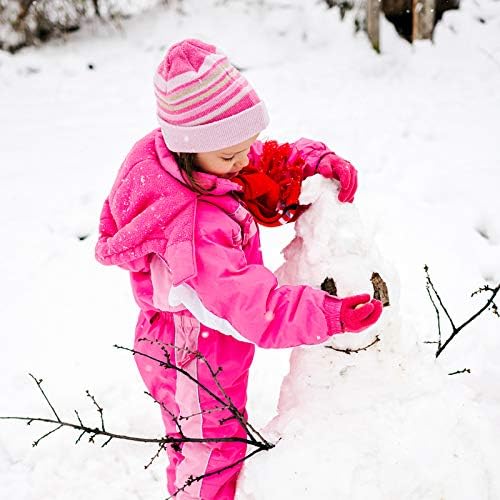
{"left": 236, "top": 175, "right": 496, "bottom": 500}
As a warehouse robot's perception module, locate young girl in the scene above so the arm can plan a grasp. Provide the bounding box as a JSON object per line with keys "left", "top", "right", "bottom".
{"left": 95, "top": 38, "right": 382, "bottom": 500}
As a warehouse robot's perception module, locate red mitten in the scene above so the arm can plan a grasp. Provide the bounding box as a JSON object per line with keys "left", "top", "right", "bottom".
{"left": 317, "top": 154, "right": 358, "bottom": 203}
{"left": 339, "top": 293, "right": 382, "bottom": 333}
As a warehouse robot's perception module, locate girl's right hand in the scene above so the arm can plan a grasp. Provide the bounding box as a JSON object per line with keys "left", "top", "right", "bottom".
{"left": 339, "top": 294, "right": 383, "bottom": 333}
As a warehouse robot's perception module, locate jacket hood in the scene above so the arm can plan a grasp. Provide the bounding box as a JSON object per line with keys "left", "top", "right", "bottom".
{"left": 95, "top": 128, "right": 242, "bottom": 280}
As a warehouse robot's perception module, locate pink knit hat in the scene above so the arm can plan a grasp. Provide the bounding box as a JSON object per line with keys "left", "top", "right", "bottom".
{"left": 154, "top": 38, "right": 270, "bottom": 153}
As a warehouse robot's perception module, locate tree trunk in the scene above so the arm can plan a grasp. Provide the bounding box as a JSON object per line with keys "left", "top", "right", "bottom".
{"left": 367, "top": 0, "right": 381, "bottom": 52}
{"left": 412, "top": 0, "right": 436, "bottom": 39}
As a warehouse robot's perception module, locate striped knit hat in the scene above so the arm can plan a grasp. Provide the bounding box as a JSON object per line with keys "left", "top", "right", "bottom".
{"left": 154, "top": 38, "right": 270, "bottom": 153}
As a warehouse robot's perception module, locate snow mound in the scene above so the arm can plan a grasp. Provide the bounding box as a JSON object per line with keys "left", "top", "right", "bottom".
{"left": 237, "top": 178, "right": 500, "bottom": 500}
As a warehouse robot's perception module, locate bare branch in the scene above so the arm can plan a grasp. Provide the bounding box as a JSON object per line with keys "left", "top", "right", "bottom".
{"left": 435, "top": 284, "right": 499, "bottom": 358}
{"left": 166, "top": 446, "right": 264, "bottom": 499}
{"left": 74, "top": 410, "right": 83, "bottom": 426}
{"left": 425, "top": 280, "right": 442, "bottom": 349}
{"left": 178, "top": 405, "right": 227, "bottom": 421}
{"left": 101, "top": 436, "right": 113, "bottom": 448}
{"left": 448, "top": 368, "right": 471, "bottom": 376}
{"left": 33, "top": 424, "right": 63, "bottom": 447}
{"left": 3, "top": 340, "right": 277, "bottom": 498}
{"left": 116, "top": 343, "right": 233, "bottom": 417}
{"left": 85, "top": 390, "right": 105, "bottom": 432}
{"left": 0, "top": 414, "right": 256, "bottom": 446}
{"left": 75, "top": 430, "right": 85, "bottom": 445}
{"left": 130, "top": 339, "right": 269, "bottom": 446}
{"left": 424, "top": 265, "right": 456, "bottom": 331}
{"left": 29, "top": 373, "right": 61, "bottom": 422}
{"left": 144, "top": 443, "right": 166, "bottom": 470}
{"left": 325, "top": 335, "right": 380, "bottom": 355}
{"left": 423, "top": 265, "right": 500, "bottom": 358}
{"left": 143, "top": 390, "right": 186, "bottom": 439}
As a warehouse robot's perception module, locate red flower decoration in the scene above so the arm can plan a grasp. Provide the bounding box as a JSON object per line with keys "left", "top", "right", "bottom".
{"left": 233, "top": 141, "right": 309, "bottom": 227}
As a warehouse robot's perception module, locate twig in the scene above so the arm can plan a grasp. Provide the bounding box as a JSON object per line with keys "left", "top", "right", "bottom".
{"left": 74, "top": 410, "right": 83, "bottom": 426}
{"left": 143, "top": 391, "right": 186, "bottom": 440}
{"left": 121, "top": 343, "right": 247, "bottom": 436}
{"left": 2, "top": 404, "right": 257, "bottom": 447}
{"left": 448, "top": 368, "right": 471, "bottom": 376}
{"left": 131, "top": 339, "right": 268, "bottom": 445}
{"left": 121, "top": 342, "right": 228, "bottom": 412}
{"left": 191, "top": 345, "right": 264, "bottom": 444}
{"left": 101, "top": 436, "right": 113, "bottom": 448}
{"left": 325, "top": 335, "right": 380, "bottom": 354}
{"left": 424, "top": 265, "right": 500, "bottom": 358}
{"left": 144, "top": 443, "right": 166, "bottom": 470}
{"left": 75, "top": 430, "right": 85, "bottom": 445}
{"left": 425, "top": 279, "right": 442, "bottom": 349}
{"left": 85, "top": 390, "right": 105, "bottom": 432}
{"left": 166, "top": 446, "right": 264, "bottom": 500}
{"left": 436, "top": 284, "right": 500, "bottom": 358}
{"left": 28, "top": 373, "right": 61, "bottom": 422}
{"left": 32, "top": 424, "right": 63, "bottom": 447}
{"left": 2, "top": 338, "right": 277, "bottom": 499}
{"left": 424, "top": 265, "right": 456, "bottom": 331}
{"left": 178, "top": 405, "right": 227, "bottom": 421}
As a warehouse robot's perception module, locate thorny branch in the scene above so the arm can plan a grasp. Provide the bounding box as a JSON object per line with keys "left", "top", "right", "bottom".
{"left": 424, "top": 265, "right": 500, "bottom": 360}
{"left": 0, "top": 341, "right": 275, "bottom": 499}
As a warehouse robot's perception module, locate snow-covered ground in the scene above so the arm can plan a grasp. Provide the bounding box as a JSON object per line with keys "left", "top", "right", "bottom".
{"left": 0, "top": 0, "right": 499, "bottom": 498}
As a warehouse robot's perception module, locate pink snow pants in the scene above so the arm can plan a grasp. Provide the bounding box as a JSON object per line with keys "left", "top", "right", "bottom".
{"left": 133, "top": 309, "right": 255, "bottom": 499}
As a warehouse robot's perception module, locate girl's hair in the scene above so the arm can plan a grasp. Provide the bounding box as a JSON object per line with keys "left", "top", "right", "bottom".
{"left": 171, "top": 152, "right": 215, "bottom": 194}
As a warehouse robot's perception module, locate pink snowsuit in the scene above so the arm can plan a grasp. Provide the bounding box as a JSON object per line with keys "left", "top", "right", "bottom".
{"left": 95, "top": 128, "right": 345, "bottom": 499}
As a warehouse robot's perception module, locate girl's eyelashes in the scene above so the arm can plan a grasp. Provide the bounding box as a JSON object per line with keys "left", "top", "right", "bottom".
{"left": 222, "top": 156, "right": 235, "bottom": 161}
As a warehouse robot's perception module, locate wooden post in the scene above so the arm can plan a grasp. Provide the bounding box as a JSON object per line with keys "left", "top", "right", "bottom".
{"left": 367, "top": 0, "right": 381, "bottom": 53}
{"left": 412, "top": 0, "right": 436, "bottom": 40}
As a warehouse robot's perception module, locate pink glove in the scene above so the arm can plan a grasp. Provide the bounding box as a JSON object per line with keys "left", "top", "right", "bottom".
{"left": 339, "top": 293, "right": 382, "bottom": 333}
{"left": 316, "top": 153, "right": 358, "bottom": 203}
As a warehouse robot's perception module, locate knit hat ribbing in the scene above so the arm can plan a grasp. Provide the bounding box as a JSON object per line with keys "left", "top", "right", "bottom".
{"left": 154, "top": 38, "right": 270, "bottom": 153}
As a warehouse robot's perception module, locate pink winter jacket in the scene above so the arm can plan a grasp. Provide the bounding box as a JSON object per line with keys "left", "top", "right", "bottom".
{"left": 95, "top": 128, "right": 344, "bottom": 349}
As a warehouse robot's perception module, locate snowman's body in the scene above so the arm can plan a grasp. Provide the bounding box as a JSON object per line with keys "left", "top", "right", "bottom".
{"left": 236, "top": 177, "right": 494, "bottom": 500}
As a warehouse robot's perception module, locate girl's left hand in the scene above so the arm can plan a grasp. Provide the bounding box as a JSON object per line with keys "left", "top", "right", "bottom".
{"left": 317, "top": 155, "right": 358, "bottom": 203}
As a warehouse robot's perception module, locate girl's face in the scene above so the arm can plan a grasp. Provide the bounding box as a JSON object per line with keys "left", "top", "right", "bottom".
{"left": 194, "top": 133, "right": 259, "bottom": 179}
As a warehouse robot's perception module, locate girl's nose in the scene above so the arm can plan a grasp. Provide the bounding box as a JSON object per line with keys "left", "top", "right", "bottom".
{"left": 237, "top": 156, "right": 250, "bottom": 168}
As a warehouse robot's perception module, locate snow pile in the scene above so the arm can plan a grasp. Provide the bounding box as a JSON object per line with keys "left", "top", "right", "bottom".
{"left": 237, "top": 177, "right": 500, "bottom": 500}
{"left": 0, "top": 0, "right": 499, "bottom": 498}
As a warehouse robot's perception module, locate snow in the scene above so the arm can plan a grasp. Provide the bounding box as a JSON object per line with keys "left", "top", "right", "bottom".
{"left": 238, "top": 177, "right": 500, "bottom": 499}
{"left": 1, "top": 0, "right": 499, "bottom": 498}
